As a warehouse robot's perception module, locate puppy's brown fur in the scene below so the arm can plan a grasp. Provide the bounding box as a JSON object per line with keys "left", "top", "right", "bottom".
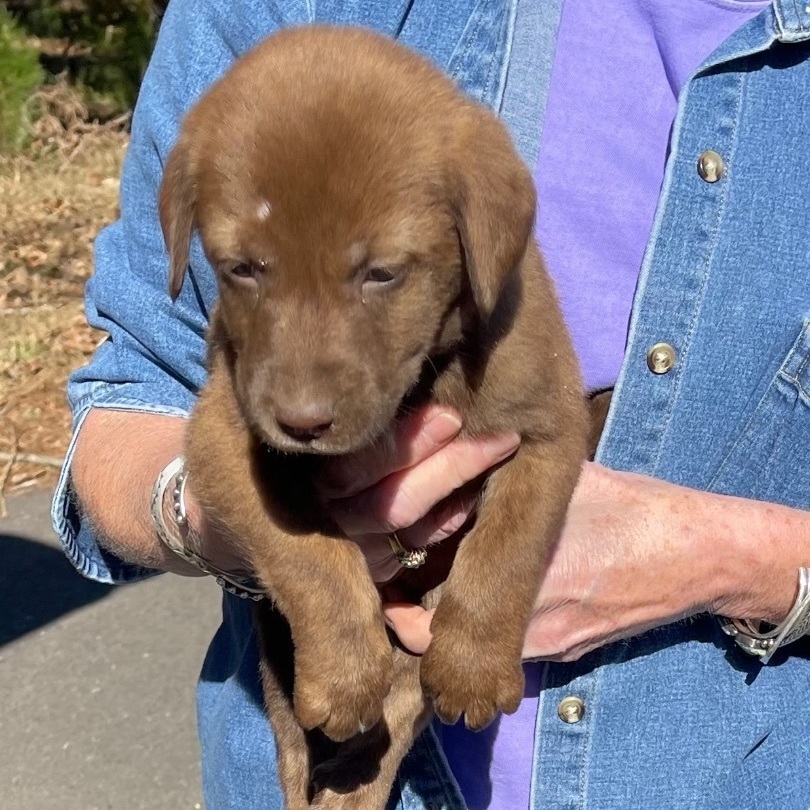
{"left": 160, "top": 26, "right": 587, "bottom": 809}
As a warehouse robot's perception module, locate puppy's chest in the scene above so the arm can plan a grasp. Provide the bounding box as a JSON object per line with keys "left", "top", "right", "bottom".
{"left": 253, "top": 449, "right": 334, "bottom": 535}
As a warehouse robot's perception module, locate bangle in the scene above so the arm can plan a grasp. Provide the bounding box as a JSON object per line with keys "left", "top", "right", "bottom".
{"left": 150, "top": 457, "right": 265, "bottom": 600}
{"left": 720, "top": 567, "right": 810, "bottom": 664}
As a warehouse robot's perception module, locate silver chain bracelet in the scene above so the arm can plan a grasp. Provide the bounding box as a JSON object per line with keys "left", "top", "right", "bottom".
{"left": 720, "top": 566, "right": 810, "bottom": 664}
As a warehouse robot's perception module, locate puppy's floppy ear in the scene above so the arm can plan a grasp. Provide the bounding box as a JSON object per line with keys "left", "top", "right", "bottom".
{"left": 451, "top": 110, "right": 536, "bottom": 319}
{"left": 159, "top": 137, "right": 196, "bottom": 301}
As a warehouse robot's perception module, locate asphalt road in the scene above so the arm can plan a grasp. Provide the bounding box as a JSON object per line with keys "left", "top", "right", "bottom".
{"left": 1, "top": 489, "right": 222, "bottom": 810}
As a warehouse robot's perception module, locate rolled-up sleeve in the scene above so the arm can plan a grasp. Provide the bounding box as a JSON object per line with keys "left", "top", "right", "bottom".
{"left": 51, "top": 0, "right": 293, "bottom": 583}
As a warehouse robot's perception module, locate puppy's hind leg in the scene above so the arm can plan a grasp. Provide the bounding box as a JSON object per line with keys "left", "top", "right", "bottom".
{"left": 311, "top": 646, "right": 430, "bottom": 810}
{"left": 256, "top": 602, "right": 312, "bottom": 810}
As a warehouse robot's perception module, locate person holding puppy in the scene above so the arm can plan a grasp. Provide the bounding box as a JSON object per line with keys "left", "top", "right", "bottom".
{"left": 58, "top": 1, "right": 810, "bottom": 808}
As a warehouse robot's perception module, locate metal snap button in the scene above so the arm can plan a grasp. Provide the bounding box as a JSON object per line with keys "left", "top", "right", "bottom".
{"left": 647, "top": 342, "right": 677, "bottom": 374}
{"left": 557, "top": 695, "right": 585, "bottom": 724}
{"left": 697, "top": 150, "right": 726, "bottom": 183}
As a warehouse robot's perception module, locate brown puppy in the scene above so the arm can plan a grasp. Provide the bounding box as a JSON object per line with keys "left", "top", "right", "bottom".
{"left": 160, "top": 26, "right": 587, "bottom": 809}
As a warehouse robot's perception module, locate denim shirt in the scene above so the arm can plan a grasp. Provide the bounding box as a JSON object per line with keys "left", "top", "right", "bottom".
{"left": 52, "top": 1, "right": 810, "bottom": 808}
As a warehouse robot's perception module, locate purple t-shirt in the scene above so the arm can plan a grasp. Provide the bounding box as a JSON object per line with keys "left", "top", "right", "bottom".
{"left": 441, "top": 2, "right": 768, "bottom": 808}
{"left": 540, "top": 0, "right": 769, "bottom": 394}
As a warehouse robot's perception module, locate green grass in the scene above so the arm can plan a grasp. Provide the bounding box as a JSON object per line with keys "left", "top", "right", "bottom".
{"left": 0, "top": 8, "right": 44, "bottom": 152}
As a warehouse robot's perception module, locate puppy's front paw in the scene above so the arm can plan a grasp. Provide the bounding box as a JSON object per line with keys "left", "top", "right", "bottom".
{"left": 293, "top": 623, "right": 393, "bottom": 742}
{"left": 420, "top": 614, "right": 524, "bottom": 730}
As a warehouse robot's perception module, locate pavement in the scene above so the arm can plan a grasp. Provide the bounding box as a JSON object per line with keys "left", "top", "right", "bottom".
{"left": 1, "top": 489, "right": 223, "bottom": 810}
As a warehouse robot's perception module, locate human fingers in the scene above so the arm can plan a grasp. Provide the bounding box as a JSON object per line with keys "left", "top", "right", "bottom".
{"left": 318, "top": 406, "right": 462, "bottom": 499}
{"left": 354, "top": 488, "right": 478, "bottom": 584}
{"left": 329, "top": 432, "right": 520, "bottom": 536}
{"left": 382, "top": 603, "right": 435, "bottom": 655}
{"left": 393, "top": 487, "right": 478, "bottom": 548}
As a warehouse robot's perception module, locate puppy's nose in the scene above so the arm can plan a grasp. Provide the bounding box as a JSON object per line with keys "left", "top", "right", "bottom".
{"left": 275, "top": 403, "right": 334, "bottom": 442}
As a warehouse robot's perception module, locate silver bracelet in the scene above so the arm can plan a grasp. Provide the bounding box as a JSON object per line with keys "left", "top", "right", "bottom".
{"left": 151, "top": 457, "right": 265, "bottom": 600}
{"left": 720, "top": 567, "right": 810, "bottom": 664}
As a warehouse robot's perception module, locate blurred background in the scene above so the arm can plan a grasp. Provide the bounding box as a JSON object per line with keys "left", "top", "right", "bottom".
{"left": 0, "top": 4, "right": 222, "bottom": 808}
{"left": 1, "top": 0, "right": 167, "bottom": 484}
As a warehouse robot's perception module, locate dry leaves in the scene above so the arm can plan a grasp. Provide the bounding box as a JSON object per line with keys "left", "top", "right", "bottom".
{"left": 1, "top": 79, "right": 127, "bottom": 494}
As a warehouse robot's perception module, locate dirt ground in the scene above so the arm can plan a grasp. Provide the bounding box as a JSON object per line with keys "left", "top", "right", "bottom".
{"left": 0, "top": 81, "right": 128, "bottom": 506}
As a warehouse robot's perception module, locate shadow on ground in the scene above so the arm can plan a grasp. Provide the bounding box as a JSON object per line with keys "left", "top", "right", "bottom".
{"left": 0, "top": 533, "right": 111, "bottom": 647}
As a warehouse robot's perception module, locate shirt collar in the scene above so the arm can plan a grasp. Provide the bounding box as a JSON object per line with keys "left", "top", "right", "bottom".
{"left": 773, "top": 0, "right": 810, "bottom": 42}
{"left": 694, "top": 1, "right": 810, "bottom": 78}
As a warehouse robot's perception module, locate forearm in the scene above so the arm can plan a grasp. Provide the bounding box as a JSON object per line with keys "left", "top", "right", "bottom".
{"left": 703, "top": 487, "right": 810, "bottom": 623}
{"left": 71, "top": 408, "right": 202, "bottom": 576}
{"left": 522, "top": 464, "right": 810, "bottom": 662}
{"left": 597, "top": 469, "right": 810, "bottom": 624}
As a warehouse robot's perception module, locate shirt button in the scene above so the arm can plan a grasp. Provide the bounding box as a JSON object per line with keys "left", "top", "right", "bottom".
{"left": 697, "top": 150, "right": 726, "bottom": 183}
{"left": 557, "top": 695, "right": 585, "bottom": 723}
{"left": 647, "top": 342, "right": 677, "bottom": 374}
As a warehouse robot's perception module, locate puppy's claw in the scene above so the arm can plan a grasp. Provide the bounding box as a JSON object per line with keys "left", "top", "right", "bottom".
{"left": 430, "top": 698, "right": 462, "bottom": 727}
{"left": 293, "top": 635, "right": 393, "bottom": 742}
{"left": 295, "top": 689, "right": 387, "bottom": 742}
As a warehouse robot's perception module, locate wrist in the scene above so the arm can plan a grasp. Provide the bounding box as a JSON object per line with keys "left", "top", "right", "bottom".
{"left": 152, "top": 458, "right": 265, "bottom": 598}
{"left": 703, "top": 490, "right": 804, "bottom": 623}
{"left": 721, "top": 567, "right": 810, "bottom": 662}
{"left": 151, "top": 458, "right": 209, "bottom": 577}
{"left": 73, "top": 409, "right": 204, "bottom": 576}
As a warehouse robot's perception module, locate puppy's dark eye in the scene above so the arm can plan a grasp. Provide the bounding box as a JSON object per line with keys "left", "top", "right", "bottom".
{"left": 362, "top": 266, "right": 397, "bottom": 285}
{"left": 226, "top": 261, "right": 268, "bottom": 285}
{"left": 230, "top": 263, "right": 254, "bottom": 278}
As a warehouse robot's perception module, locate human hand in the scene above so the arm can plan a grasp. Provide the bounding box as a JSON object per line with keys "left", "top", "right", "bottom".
{"left": 387, "top": 460, "right": 804, "bottom": 660}
{"left": 318, "top": 406, "right": 520, "bottom": 651}
{"left": 521, "top": 462, "right": 714, "bottom": 660}
{"left": 524, "top": 462, "right": 800, "bottom": 661}
{"left": 180, "top": 405, "right": 519, "bottom": 601}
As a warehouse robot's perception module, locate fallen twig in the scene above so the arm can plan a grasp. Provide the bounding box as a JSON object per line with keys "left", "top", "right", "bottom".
{"left": 9, "top": 469, "right": 48, "bottom": 493}
{"left": 0, "top": 451, "right": 64, "bottom": 467}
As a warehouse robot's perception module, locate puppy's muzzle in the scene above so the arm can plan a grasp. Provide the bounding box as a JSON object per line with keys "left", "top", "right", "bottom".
{"left": 275, "top": 400, "right": 335, "bottom": 443}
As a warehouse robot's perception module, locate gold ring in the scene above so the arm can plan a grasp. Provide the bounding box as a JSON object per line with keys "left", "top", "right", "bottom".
{"left": 387, "top": 532, "right": 427, "bottom": 569}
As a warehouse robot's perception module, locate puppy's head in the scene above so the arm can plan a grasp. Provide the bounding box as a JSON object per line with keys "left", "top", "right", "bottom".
{"left": 160, "top": 26, "right": 535, "bottom": 454}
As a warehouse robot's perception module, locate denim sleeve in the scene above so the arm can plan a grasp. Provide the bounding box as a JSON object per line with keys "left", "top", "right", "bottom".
{"left": 51, "top": 0, "right": 300, "bottom": 584}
